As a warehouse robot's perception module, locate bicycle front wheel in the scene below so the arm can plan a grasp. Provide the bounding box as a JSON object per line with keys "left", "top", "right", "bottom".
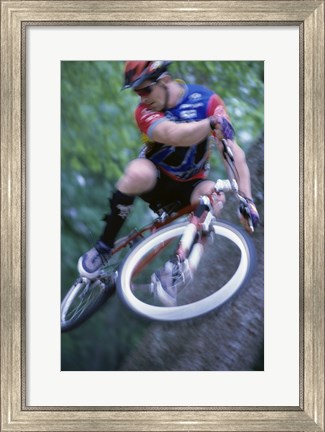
{"left": 117, "top": 220, "right": 256, "bottom": 321}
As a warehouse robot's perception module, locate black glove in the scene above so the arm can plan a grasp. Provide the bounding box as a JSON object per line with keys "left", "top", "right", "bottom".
{"left": 238, "top": 198, "right": 260, "bottom": 232}
{"left": 209, "top": 115, "right": 235, "bottom": 141}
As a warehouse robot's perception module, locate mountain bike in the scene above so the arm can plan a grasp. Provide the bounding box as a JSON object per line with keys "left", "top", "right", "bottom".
{"left": 61, "top": 140, "right": 256, "bottom": 331}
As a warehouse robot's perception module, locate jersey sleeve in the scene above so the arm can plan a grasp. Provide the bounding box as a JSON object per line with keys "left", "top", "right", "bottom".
{"left": 206, "top": 93, "right": 231, "bottom": 120}
{"left": 135, "top": 104, "right": 167, "bottom": 139}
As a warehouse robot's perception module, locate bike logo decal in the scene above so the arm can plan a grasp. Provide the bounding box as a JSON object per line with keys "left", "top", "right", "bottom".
{"left": 189, "top": 92, "right": 202, "bottom": 100}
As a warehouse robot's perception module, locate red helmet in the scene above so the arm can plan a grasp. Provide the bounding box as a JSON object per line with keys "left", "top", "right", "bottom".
{"left": 123, "top": 61, "right": 171, "bottom": 89}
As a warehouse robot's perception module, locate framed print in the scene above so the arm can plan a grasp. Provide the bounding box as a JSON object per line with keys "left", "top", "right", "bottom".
{"left": 1, "top": 1, "right": 324, "bottom": 431}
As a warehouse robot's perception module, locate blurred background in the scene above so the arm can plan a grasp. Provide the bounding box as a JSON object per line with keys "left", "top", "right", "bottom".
{"left": 61, "top": 61, "right": 264, "bottom": 371}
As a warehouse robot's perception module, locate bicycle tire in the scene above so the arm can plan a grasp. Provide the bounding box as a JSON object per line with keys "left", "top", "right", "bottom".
{"left": 117, "top": 220, "right": 256, "bottom": 321}
{"left": 61, "top": 276, "right": 114, "bottom": 332}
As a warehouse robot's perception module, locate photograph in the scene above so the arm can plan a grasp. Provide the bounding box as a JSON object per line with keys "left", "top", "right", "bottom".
{"left": 60, "top": 60, "right": 265, "bottom": 372}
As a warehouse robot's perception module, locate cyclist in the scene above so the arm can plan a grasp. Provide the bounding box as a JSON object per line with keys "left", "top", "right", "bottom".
{"left": 78, "top": 61, "right": 260, "bottom": 287}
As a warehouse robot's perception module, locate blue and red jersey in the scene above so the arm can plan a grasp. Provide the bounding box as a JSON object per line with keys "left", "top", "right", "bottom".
{"left": 135, "top": 82, "right": 229, "bottom": 182}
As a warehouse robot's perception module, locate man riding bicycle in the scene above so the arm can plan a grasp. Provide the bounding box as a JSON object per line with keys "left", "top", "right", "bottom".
{"left": 78, "top": 61, "right": 260, "bottom": 291}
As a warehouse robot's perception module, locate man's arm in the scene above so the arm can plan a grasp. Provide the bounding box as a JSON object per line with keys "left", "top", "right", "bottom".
{"left": 216, "top": 138, "right": 253, "bottom": 200}
{"left": 150, "top": 118, "right": 212, "bottom": 147}
{"left": 135, "top": 96, "right": 223, "bottom": 147}
{"left": 216, "top": 138, "right": 260, "bottom": 232}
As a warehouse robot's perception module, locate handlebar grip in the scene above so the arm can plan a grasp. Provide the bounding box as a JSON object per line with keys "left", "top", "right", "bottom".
{"left": 239, "top": 202, "right": 254, "bottom": 232}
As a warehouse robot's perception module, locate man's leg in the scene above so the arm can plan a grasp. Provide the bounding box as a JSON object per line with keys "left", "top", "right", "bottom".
{"left": 152, "top": 178, "right": 224, "bottom": 305}
{"left": 78, "top": 158, "right": 157, "bottom": 278}
{"left": 100, "top": 158, "right": 158, "bottom": 247}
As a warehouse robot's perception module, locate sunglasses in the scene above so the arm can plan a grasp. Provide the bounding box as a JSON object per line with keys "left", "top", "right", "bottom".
{"left": 134, "top": 82, "right": 157, "bottom": 97}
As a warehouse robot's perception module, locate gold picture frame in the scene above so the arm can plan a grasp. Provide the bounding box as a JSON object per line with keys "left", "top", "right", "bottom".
{"left": 1, "top": 1, "right": 324, "bottom": 431}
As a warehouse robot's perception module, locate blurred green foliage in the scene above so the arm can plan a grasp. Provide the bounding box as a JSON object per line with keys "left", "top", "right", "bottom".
{"left": 61, "top": 61, "right": 264, "bottom": 371}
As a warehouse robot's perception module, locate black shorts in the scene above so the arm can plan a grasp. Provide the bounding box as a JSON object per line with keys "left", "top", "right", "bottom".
{"left": 139, "top": 170, "right": 206, "bottom": 212}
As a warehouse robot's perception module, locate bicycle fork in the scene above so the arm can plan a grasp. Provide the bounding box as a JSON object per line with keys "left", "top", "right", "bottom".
{"left": 176, "top": 196, "right": 215, "bottom": 272}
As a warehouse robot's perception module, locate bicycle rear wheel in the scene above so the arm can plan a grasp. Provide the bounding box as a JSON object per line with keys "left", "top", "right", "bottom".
{"left": 61, "top": 234, "right": 137, "bottom": 332}
{"left": 61, "top": 276, "right": 114, "bottom": 332}
{"left": 117, "top": 220, "right": 256, "bottom": 321}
